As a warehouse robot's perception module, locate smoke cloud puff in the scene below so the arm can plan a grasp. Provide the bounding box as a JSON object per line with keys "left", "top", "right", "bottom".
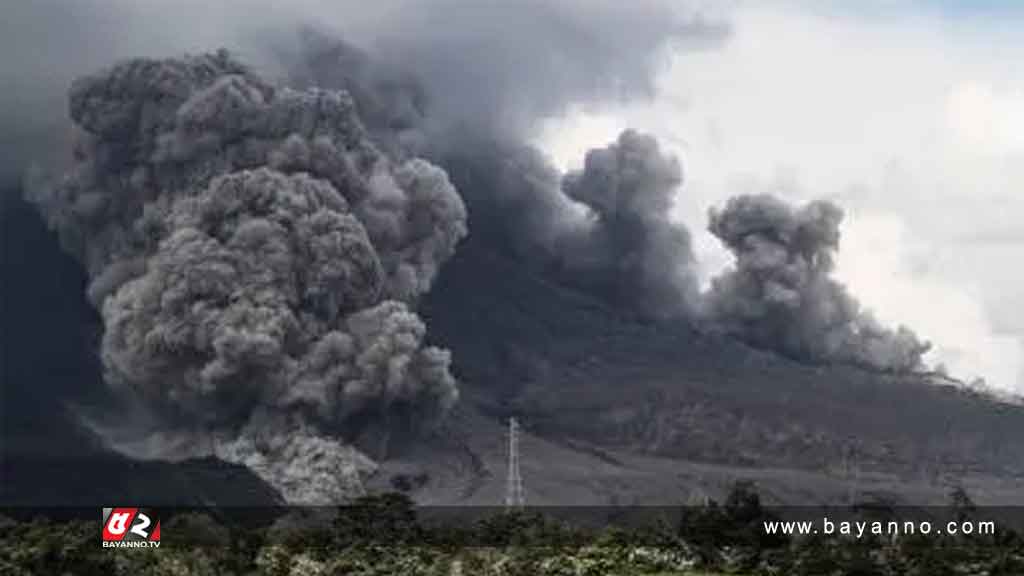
{"left": 37, "top": 51, "right": 464, "bottom": 301}
{"left": 704, "top": 194, "right": 931, "bottom": 373}
{"left": 31, "top": 51, "right": 466, "bottom": 502}
{"left": 422, "top": 129, "right": 700, "bottom": 319}
{"left": 560, "top": 130, "right": 700, "bottom": 316}
{"left": 216, "top": 414, "right": 377, "bottom": 504}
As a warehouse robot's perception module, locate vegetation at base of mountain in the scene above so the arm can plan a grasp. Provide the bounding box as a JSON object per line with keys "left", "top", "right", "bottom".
{"left": 2, "top": 484, "right": 1023, "bottom": 575}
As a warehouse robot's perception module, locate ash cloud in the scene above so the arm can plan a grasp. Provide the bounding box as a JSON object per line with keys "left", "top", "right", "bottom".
{"left": 703, "top": 194, "right": 931, "bottom": 373}
{"left": 283, "top": 11, "right": 716, "bottom": 318}
{"left": 369, "top": 0, "right": 719, "bottom": 141}
{"left": 31, "top": 51, "right": 465, "bottom": 502}
{"left": 413, "top": 130, "right": 701, "bottom": 319}
{"left": 275, "top": 1, "right": 729, "bottom": 145}
{"left": 0, "top": 0, "right": 730, "bottom": 185}
{"left": 558, "top": 130, "right": 701, "bottom": 316}
{"left": 2, "top": 0, "right": 727, "bottom": 502}
{"left": 2, "top": 0, "right": 944, "bottom": 507}
{"left": 3, "top": 0, "right": 727, "bottom": 320}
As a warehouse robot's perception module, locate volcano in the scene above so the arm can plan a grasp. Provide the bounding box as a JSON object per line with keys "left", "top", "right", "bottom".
{"left": 6, "top": 177, "right": 1022, "bottom": 508}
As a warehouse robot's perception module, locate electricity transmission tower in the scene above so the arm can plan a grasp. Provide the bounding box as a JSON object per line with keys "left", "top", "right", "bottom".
{"left": 504, "top": 417, "right": 525, "bottom": 508}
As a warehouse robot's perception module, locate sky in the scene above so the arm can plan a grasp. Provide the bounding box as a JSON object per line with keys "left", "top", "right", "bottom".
{"left": 537, "top": 0, "right": 1024, "bottom": 391}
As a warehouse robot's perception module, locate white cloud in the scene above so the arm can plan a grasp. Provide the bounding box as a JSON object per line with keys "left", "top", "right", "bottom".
{"left": 835, "top": 211, "right": 1021, "bottom": 387}
{"left": 946, "top": 82, "right": 1024, "bottom": 154}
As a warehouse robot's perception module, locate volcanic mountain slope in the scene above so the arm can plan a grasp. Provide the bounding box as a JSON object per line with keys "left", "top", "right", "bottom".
{"left": 401, "top": 211, "right": 1024, "bottom": 505}
{"left": 4, "top": 182, "right": 1024, "bottom": 507}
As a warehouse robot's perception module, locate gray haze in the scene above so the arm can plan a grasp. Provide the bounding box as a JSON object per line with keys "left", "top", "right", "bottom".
{"left": 285, "top": 31, "right": 709, "bottom": 318}
{"left": 0, "top": 0, "right": 728, "bottom": 187}
{"left": 278, "top": 0, "right": 728, "bottom": 144}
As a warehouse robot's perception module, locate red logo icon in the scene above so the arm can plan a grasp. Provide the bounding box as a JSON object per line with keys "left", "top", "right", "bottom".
{"left": 102, "top": 508, "right": 161, "bottom": 548}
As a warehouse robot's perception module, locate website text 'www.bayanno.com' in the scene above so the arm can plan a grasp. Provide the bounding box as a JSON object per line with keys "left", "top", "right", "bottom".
{"left": 764, "top": 518, "right": 996, "bottom": 539}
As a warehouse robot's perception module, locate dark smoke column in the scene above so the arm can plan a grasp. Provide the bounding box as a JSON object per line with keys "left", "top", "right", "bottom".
{"left": 30, "top": 51, "right": 467, "bottom": 503}
{"left": 704, "top": 194, "right": 930, "bottom": 373}
{"left": 561, "top": 130, "right": 701, "bottom": 317}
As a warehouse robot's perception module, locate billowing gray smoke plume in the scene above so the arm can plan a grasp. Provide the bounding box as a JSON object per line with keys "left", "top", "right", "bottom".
{"left": 4, "top": 0, "right": 730, "bottom": 502}
{"left": 268, "top": 14, "right": 931, "bottom": 359}
{"left": 4, "top": 1, "right": 942, "bottom": 507}
{"left": 558, "top": 130, "right": 700, "bottom": 316}
{"left": 704, "top": 194, "right": 931, "bottom": 372}
{"left": 3, "top": 0, "right": 725, "bottom": 323}
{"left": 31, "top": 51, "right": 466, "bottom": 502}
{"left": 285, "top": 30, "right": 706, "bottom": 318}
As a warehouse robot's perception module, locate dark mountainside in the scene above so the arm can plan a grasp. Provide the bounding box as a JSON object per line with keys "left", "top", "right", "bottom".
{"left": 406, "top": 174, "right": 1024, "bottom": 504}
{"left": 423, "top": 217, "right": 1024, "bottom": 483}
{"left": 1, "top": 189, "right": 281, "bottom": 506}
